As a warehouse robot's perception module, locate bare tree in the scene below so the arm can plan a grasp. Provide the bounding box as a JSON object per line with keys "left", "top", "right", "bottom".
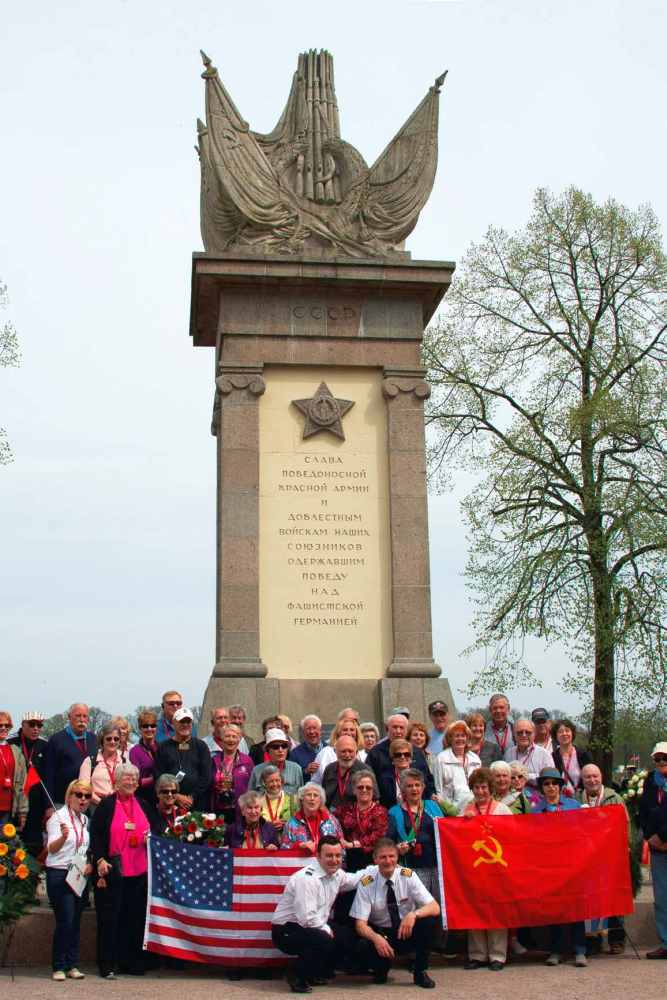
{"left": 424, "top": 187, "right": 667, "bottom": 778}
{"left": 0, "top": 280, "right": 20, "bottom": 465}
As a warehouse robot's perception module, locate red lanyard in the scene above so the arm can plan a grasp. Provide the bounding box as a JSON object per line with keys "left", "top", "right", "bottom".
{"left": 337, "top": 766, "right": 352, "bottom": 800}
{"left": 265, "top": 794, "right": 283, "bottom": 823}
{"left": 518, "top": 747, "right": 534, "bottom": 769}
{"left": 103, "top": 754, "right": 118, "bottom": 786}
{"left": 475, "top": 799, "right": 493, "bottom": 815}
{"left": 305, "top": 813, "right": 321, "bottom": 846}
{"left": 405, "top": 803, "right": 424, "bottom": 840}
{"left": 493, "top": 727, "right": 510, "bottom": 752}
{"left": 21, "top": 733, "right": 36, "bottom": 766}
{"left": 561, "top": 748, "right": 577, "bottom": 787}
{"left": 67, "top": 807, "right": 85, "bottom": 851}
{"left": 221, "top": 753, "right": 236, "bottom": 777}
{"left": 355, "top": 803, "right": 373, "bottom": 830}
{"left": 119, "top": 796, "right": 135, "bottom": 824}
{"left": 244, "top": 826, "right": 261, "bottom": 849}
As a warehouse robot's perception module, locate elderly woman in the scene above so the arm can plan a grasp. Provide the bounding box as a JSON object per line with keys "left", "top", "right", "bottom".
{"left": 504, "top": 761, "right": 532, "bottom": 813}
{"left": 249, "top": 728, "right": 304, "bottom": 796}
{"left": 280, "top": 782, "right": 345, "bottom": 853}
{"left": 490, "top": 760, "right": 529, "bottom": 815}
{"left": 639, "top": 741, "right": 667, "bottom": 960}
{"left": 148, "top": 774, "right": 188, "bottom": 836}
{"left": 258, "top": 765, "right": 295, "bottom": 835}
{"left": 225, "top": 790, "right": 280, "bottom": 849}
{"left": 435, "top": 721, "right": 482, "bottom": 812}
{"left": 312, "top": 718, "right": 364, "bottom": 784}
{"left": 552, "top": 718, "right": 591, "bottom": 796}
{"left": 465, "top": 712, "right": 502, "bottom": 767}
{"left": 0, "top": 710, "right": 28, "bottom": 828}
{"left": 408, "top": 722, "right": 435, "bottom": 773}
{"left": 359, "top": 722, "right": 379, "bottom": 761}
{"left": 532, "top": 767, "right": 586, "bottom": 966}
{"left": 462, "top": 768, "right": 511, "bottom": 971}
{"left": 337, "top": 769, "right": 388, "bottom": 871}
{"left": 45, "top": 778, "right": 93, "bottom": 981}
{"left": 109, "top": 716, "right": 134, "bottom": 756}
{"left": 388, "top": 769, "right": 449, "bottom": 893}
{"left": 79, "top": 723, "right": 124, "bottom": 806}
{"left": 209, "top": 723, "right": 253, "bottom": 821}
{"left": 377, "top": 738, "right": 418, "bottom": 808}
{"left": 129, "top": 710, "right": 159, "bottom": 805}
{"left": 90, "top": 762, "right": 152, "bottom": 979}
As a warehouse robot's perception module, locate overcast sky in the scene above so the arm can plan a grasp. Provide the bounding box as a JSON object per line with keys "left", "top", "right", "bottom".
{"left": 2, "top": 0, "right": 665, "bottom": 725}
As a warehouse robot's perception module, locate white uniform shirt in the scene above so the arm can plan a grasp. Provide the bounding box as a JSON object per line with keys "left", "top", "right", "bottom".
{"left": 45, "top": 805, "right": 90, "bottom": 869}
{"left": 350, "top": 864, "right": 435, "bottom": 928}
{"left": 272, "top": 860, "right": 369, "bottom": 933}
{"left": 504, "top": 744, "right": 554, "bottom": 785}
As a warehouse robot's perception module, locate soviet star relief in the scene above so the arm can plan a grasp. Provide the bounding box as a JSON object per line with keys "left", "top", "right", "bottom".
{"left": 292, "top": 383, "right": 354, "bottom": 440}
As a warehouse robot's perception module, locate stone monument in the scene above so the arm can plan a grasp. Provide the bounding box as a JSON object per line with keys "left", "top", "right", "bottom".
{"left": 191, "top": 50, "right": 455, "bottom": 736}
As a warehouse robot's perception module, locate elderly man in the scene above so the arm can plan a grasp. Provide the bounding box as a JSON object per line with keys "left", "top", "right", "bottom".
{"left": 351, "top": 837, "right": 439, "bottom": 988}
{"left": 322, "top": 737, "right": 367, "bottom": 812}
{"left": 532, "top": 708, "right": 554, "bottom": 753}
{"left": 504, "top": 719, "right": 554, "bottom": 789}
{"left": 367, "top": 715, "right": 435, "bottom": 799}
{"left": 156, "top": 690, "right": 184, "bottom": 743}
{"left": 204, "top": 707, "right": 230, "bottom": 754}
{"left": 155, "top": 707, "right": 212, "bottom": 810}
{"left": 484, "top": 694, "right": 515, "bottom": 753}
{"left": 9, "top": 711, "right": 48, "bottom": 852}
{"left": 426, "top": 701, "right": 449, "bottom": 755}
{"left": 43, "top": 703, "right": 97, "bottom": 810}
{"left": 227, "top": 704, "right": 250, "bottom": 753}
{"left": 290, "top": 715, "right": 325, "bottom": 778}
{"left": 577, "top": 763, "right": 629, "bottom": 955}
{"left": 272, "top": 835, "right": 369, "bottom": 993}
{"left": 249, "top": 728, "right": 304, "bottom": 796}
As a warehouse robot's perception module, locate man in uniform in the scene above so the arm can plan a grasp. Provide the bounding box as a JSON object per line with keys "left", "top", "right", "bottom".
{"left": 350, "top": 837, "right": 439, "bottom": 988}
{"left": 272, "top": 835, "right": 368, "bottom": 993}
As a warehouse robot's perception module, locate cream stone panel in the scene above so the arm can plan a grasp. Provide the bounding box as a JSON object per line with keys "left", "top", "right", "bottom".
{"left": 259, "top": 366, "right": 392, "bottom": 679}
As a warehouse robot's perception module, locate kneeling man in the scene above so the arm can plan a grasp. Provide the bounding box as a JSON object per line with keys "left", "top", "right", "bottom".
{"left": 272, "top": 835, "right": 366, "bottom": 993}
{"left": 350, "top": 837, "right": 440, "bottom": 989}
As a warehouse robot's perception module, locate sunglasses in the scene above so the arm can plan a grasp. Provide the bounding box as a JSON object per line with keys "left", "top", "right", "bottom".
{"left": 654, "top": 755, "right": 667, "bottom": 763}
{"left": 141, "top": 724, "right": 157, "bottom": 730}
{"left": 268, "top": 744, "right": 289, "bottom": 750}
{"left": 392, "top": 751, "right": 412, "bottom": 759}
{"left": 72, "top": 792, "right": 92, "bottom": 800}
{"left": 165, "top": 700, "right": 183, "bottom": 707}
{"left": 516, "top": 730, "right": 533, "bottom": 735}
{"left": 26, "top": 720, "right": 44, "bottom": 728}
{"left": 542, "top": 780, "right": 560, "bottom": 787}
{"left": 104, "top": 736, "right": 120, "bottom": 743}
{"left": 0, "top": 723, "right": 11, "bottom": 729}
{"left": 159, "top": 789, "right": 177, "bottom": 796}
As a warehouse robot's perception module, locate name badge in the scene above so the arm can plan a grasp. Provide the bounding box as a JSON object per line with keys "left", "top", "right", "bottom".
{"left": 178, "top": 742, "right": 190, "bottom": 750}
{"left": 124, "top": 822, "right": 136, "bottom": 831}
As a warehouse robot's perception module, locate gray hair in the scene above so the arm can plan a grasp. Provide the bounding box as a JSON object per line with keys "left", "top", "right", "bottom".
{"left": 228, "top": 704, "right": 247, "bottom": 720}
{"left": 509, "top": 761, "right": 529, "bottom": 778}
{"left": 297, "top": 781, "right": 326, "bottom": 806}
{"left": 515, "top": 717, "right": 534, "bottom": 731}
{"left": 300, "top": 713, "right": 322, "bottom": 729}
{"left": 260, "top": 764, "right": 282, "bottom": 786}
{"left": 97, "top": 721, "right": 120, "bottom": 750}
{"left": 238, "top": 790, "right": 262, "bottom": 810}
{"left": 490, "top": 760, "right": 511, "bottom": 775}
{"left": 489, "top": 693, "right": 510, "bottom": 708}
{"left": 360, "top": 722, "right": 379, "bottom": 738}
{"left": 113, "top": 762, "right": 139, "bottom": 786}
{"left": 350, "top": 768, "right": 379, "bottom": 799}
{"left": 399, "top": 767, "right": 425, "bottom": 791}
{"left": 156, "top": 773, "right": 181, "bottom": 792}
{"left": 68, "top": 703, "right": 89, "bottom": 716}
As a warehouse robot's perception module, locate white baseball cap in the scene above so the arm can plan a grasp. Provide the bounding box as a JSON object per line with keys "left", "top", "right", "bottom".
{"left": 651, "top": 742, "right": 667, "bottom": 758}
{"left": 173, "top": 707, "right": 194, "bottom": 722}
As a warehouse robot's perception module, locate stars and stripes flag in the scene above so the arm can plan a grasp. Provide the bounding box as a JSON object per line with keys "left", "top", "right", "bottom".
{"left": 144, "top": 837, "right": 309, "bottom": 966}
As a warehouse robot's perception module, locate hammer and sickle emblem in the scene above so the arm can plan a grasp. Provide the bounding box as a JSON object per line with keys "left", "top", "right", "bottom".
{"left": 472, "top": 837, "right": 508, "bottom": 868}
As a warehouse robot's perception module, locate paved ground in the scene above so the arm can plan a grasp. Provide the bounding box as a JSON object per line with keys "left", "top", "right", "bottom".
{"left": 2, "top": 953, "right": 665, "bottom": 1000}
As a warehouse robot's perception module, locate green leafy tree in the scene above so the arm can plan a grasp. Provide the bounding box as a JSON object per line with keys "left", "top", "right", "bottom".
{"left": 424, "top": 187, "right": 667, "bottom": 779}
{"left": 0, "top": 280, "right": 20, "bottom": 465}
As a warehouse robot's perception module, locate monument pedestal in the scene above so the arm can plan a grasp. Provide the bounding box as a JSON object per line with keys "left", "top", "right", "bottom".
{"left": 192, "top": 252, "right": 456, "bottom": 736}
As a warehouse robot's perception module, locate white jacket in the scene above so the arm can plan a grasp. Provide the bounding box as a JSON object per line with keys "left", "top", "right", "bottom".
{"left": 434, "top": 748, "right": 481, "bottom": 810}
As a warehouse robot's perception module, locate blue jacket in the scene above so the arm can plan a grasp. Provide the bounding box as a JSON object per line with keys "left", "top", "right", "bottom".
{"left": 532, "top": 796, "right": 581, "bottom": 813}
{"left": 388, "top": 801, "right": 445, "bottom": 869}
{"left": 42, "top": 728, "right": 97, "bottom": 803}
{"left": 289, "top": 740, "right": 324, "bottom": 777}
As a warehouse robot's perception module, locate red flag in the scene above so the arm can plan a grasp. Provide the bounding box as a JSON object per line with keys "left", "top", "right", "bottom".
{"left": 23, "top": 765, "right": 40, "bottom": 795}
{"left": 435, "top": 806, "right": 632, "bottom": 930}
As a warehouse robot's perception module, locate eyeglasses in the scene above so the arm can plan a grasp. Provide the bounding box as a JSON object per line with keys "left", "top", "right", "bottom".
{"left": 72, "top": 792, "right": 92, "bottom": 800}
{"left": 104, "top": 736, "right": 120, "bottom": 743}
{"left": 165, "top": 700, "right": 183, "bottom": 707}
{"left": 392, "top": 751, "right": 412, "bottom": 759}
{"left": 158, "top": 789, "right": 177, "bottom": 796}
{"left": 25, "top": 720, "right": 44, "bottom": 728}
{"left": 515, "top": 730, "right": 533, "bottom": 735}
{"left": 141, "top": 724, "right": 157, "bottom": 730}
{"left": 356, "top": 785, "right": 374, "bottom": 791}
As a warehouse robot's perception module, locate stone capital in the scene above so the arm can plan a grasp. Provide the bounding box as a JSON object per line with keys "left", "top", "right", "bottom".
{"left": 215, "top": 364, "right": 266, "bottom": 397}
{"left": 382, "top": 367, "right": 431, "bottom": 400}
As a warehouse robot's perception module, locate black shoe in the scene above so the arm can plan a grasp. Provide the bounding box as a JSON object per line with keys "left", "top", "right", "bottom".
{"left": 308, "top": 978, "right": 330, "bottom": 986}
{"left": 464, "top": 960, "right": 487, "bottom": 970}
{"left": 228, "top": 969, "right": 243, "bottom": 980}
{"left": 489, "top": 961, "right": 505, "bottom": 971}
{"left": 646, "top": 947, "right": 667, "bottom": 960}
{"left": 373, "top": 971, "right": 389, "bottom": 984}
{"left": 414, "top": 971, "right": 436, "bottom": 989}
{"left": 290, "top": 980, "right": 312, "bottom": 994}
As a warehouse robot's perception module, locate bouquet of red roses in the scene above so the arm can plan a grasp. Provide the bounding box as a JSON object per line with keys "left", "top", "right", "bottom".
{"left": 163, "top": 811, "right": 226, "bottom": 848}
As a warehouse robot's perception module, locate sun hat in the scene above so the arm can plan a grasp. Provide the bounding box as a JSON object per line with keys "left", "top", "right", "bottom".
{"left": 264, "top": 727, "right": 290, "bottom": 747}
{"left": 537, "top": 767, "right": 565, "bottom": 788}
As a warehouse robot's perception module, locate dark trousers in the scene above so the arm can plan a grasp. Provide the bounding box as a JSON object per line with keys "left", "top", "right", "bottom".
{"left": 272, "top": 921, "right": 362, "bottom": 981}
{"left": 549, "top": 921, "right": 586, "bottom": 955}
{"left": 360, "top": 917, "right": 437, "bottom": 976}
{"left": 46, "top": 868, "right": 86, "bottom": 972}
{"left": 94, "top": 873, "right": 147, "bottom": 974}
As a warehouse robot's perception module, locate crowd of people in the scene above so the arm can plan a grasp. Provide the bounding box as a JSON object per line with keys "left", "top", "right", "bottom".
{"left": 1, "top": 692, "right": 666, "bottom": 990}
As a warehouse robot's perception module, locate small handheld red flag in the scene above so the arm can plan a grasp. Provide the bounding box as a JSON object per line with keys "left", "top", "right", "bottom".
{"left": 24, "top": 765, "right": 40, "bottom": 795}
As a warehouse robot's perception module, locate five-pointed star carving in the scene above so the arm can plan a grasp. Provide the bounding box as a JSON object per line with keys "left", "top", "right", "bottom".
{"left": 291, "top": 382, "right": 355, "bottom": 440}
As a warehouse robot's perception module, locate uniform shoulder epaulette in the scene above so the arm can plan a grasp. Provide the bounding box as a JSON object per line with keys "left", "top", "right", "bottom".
{"left": 304, "top": 867, "right": 315, "bottom": 876}
{"left": 360, "top": 874, "right": 374, "bottom": 886}
{"left": 400, "top": 867, "right": 413, "bottom": 877}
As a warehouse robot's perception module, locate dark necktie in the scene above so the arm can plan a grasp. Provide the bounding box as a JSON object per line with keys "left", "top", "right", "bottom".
{"left": 386, "top": 880, "right": 400, "bottom": 934}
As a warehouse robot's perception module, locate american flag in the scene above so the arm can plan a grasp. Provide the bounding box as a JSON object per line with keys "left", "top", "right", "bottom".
{"left": 144, "top": 838, "right": 309, "bottom": 966}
